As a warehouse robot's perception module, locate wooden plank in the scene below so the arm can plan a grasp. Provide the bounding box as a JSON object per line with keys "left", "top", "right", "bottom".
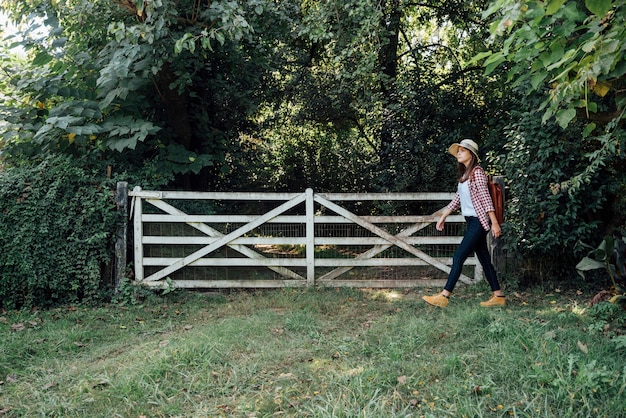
{"left": 140, "top": 279, "right": 308, "bottom": 288}
{"left": 144, "top": 257, "right": 307, "bottom": 267}
{"left": 140, "top": 278, "right": 448, "bottom": 289}
{"left": 142, "top": 257, "right": 476, "bottom": 267}
{"left": 306, "top": 188, "right": 315, "bottom": 285}
{"left": 140, "top": 214, "right": 465, "bottom": 223}
{"left": 130, "top": 191, "right": 303, "bottom": 200}
{"left": 132, "top": 187, "right": 144, "bottom": 281}
{"left": 316, "top": 279, "right": 448, "bottom": 288}
{"left": 129, "top": 190, "right": 455, "bottom": 201}
{"left": 318, "top": 192, "right": 455, "bottom": 201}
{"left": 141, "top": 236, "right": 463, "bottom": 245}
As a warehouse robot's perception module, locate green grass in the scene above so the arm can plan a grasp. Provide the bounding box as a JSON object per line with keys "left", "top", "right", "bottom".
{"left": 1, "top": 285, "right": 625, "bottom": 417}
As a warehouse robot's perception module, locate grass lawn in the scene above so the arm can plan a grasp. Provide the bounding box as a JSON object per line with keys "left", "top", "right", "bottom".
{"left": 1, "top": 284, "right": 625, "bottom": 417}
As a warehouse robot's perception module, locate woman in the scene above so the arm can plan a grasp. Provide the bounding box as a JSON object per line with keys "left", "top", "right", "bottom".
{"left": 422, "top": 139, "right": 505, "bottom": 308}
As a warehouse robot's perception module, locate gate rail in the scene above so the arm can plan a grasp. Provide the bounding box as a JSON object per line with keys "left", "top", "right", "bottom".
{"left": 118, "top": 184, "right": 496, "bottom": 289}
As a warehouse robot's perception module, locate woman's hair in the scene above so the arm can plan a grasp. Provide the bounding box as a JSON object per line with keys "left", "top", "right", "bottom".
{"left": 457, "top": 152, "right": 478, "bottom": 182}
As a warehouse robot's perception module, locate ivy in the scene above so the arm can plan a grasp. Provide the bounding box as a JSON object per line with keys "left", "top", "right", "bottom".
{"left": 0, "top": 155, "right": 119, "bottom": 309}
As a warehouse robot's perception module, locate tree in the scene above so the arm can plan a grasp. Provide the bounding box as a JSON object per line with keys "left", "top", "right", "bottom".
{"left": 0, "top": 0, "right": 295, "bottom": 189}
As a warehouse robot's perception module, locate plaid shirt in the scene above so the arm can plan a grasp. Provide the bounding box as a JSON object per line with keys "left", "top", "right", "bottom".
{"left": 446, "top": 166, "right": 495, "bottom": 232}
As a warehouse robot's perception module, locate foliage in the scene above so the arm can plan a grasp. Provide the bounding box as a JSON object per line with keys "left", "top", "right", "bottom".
{"left": 0, "top": 1, "right": 161, "bottom": 160}
{"left": 0, "top": 154, "right": 119, "bottom": 309}
{"left": 1, "top": 288, "right": 625, "bottom": 416}
{"left": 0, "top": 0, "right": 296, "bottom": 188}
{"left": 497, "top": 102, "right": 616, "bottom": 278}
{"left": 577, "top": 229, "right": 626, "bottom": 304}
{"left": 477, "top": 0, "right": 626, "bottom": 192}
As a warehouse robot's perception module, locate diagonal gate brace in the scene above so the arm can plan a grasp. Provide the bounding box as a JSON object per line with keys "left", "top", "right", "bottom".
{"left": 314, "top": 194, "right": 473, "bottom": 284}
{"left": 143, "top": 192, "right": 306, "bottom": 282}
{"left": 143, "top": 199, "right": 305, "bottom": 282}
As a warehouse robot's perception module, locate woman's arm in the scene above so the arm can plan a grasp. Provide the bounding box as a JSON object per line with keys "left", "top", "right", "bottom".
{"left": 436, "top": 207, "right": 453, "bottom": 231}
{"left": 488, "top": 210, "right": 501, "bottom": 238}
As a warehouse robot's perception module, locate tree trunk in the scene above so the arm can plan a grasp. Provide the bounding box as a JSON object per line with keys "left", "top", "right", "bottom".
{"left": 376, "top": 0, "right": 401, "bottom": 190}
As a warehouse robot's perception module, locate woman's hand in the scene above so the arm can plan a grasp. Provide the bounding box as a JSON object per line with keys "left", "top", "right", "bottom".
{"left": 491, "top": 222, "right": 501, "bottom": 238}
{"left": 436, "top": 208, "right": 452, "bottom": 231}
{"left": 487, "top": 211, "right": 501, "bottom": 238}
{"left": 436, "top": 216, "right": 446, "bottom": 231}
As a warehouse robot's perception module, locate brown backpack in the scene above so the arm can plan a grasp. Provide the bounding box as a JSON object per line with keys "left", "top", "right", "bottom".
{"left": 487, "top": 175, "right": 504, "bottom": 225}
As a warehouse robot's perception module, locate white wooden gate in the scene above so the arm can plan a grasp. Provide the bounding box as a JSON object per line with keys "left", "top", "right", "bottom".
{"left": 128, "top": 187, "right": 485, "bottom": 289}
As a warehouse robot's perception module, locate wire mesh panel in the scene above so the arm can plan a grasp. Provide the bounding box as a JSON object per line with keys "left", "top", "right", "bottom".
{"left": 129, "top": 188, "right": 482, "bottom": 288}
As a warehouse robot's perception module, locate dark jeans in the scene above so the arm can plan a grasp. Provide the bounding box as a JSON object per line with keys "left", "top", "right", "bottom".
{"left": 444, "top": 216, "right": 500, "bottom": 293}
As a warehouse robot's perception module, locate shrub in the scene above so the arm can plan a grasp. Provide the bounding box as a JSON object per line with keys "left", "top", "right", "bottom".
{"left": 0, "top": 154, "right": 119, "bottom": 309}
{"left": 500, "top": 104, "right": 619, "bottom": 281}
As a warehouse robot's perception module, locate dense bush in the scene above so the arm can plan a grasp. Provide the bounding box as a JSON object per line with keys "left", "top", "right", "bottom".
{"left": 499, "top": 103, "right": 623, "bottom": 282}
{"left": 0, "top": 155, "right": 120, "bottom": 309}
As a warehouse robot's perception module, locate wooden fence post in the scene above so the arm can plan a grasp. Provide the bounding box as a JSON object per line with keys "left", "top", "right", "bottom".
{"left": 114, "top": 181, "right": 129, "bottom": 292}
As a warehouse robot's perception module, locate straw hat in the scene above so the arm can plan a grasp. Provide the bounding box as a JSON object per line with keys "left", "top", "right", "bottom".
{"left": 448, "top": 139, "right": 480, "bottom": 161}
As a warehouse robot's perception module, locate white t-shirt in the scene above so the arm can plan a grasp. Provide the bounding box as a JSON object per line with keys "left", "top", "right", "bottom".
{"left": 458, "top": 181, "right": 477, "bottom": 217}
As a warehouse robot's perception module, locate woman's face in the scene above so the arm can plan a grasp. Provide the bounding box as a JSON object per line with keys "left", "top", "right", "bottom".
{"left": 456, "top": 146, "right": 473, "bottom": 166}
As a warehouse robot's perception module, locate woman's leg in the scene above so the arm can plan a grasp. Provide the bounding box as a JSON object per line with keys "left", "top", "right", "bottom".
{"left": 474, "top": 234, "right": 506, "bottom": 306}
{"left": 474, "top": 234, "right": 501, "bottom": 292}
{"left": 443, "top": 217, "right": 485, "bottom": 293}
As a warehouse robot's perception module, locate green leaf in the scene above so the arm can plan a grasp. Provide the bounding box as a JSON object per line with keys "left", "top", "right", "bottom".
{"left": 546, "top": 0, "right": 567, "bottom": 15}
{"left": 595, "top": 236, "right": 615, "bottom": 262}
{"left": 470, "top": 50, "right": 493, "bottom": 65}
{"left": 555, "top": 108, "right": 576, "bottom": 128}
{"left": 32, "top": 51, "right": 53, "bottom": 66}
{"left": 585, "top": 0, "right": 613, "bottom": 17}
{"left": 576, "top": 256, "right": 606, "bottom": 272}
{"left": 582, "top": 122, "right": 597, "bottom": 137}
{"left": 531, "top": 73, "right": 547, "bottom": 89}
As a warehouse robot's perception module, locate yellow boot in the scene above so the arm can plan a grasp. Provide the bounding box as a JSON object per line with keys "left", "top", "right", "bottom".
{"left": 422, "top": 294, "right": 449, "bottom": 308}
{"left": 480, "top": 295, "right": 506, "bottom": 307}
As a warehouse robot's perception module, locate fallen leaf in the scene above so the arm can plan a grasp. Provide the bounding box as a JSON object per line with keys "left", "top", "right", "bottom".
{"left": 92, "top": 379, "right": 109, "bottom": 388}
{"left": 10, "top": 323, "right": 25, "bottom": 332}
{"left": 183, "top": 325, "right": 193, "bottom": 331}
{"left": 159, "top": 340, "right": 169, "bottom": 348}
{"left": 577, "top": 340, "right": 588, "bottom": 354}
{"left": 42, "top": 381, "right": 56, "bottom": 390}
{"left": 0, "top": 317, "right": 7, "bottom": 324}
{"left": 0, "top": 407, "right": 11, "bottom": 415}
{"left": 6, "top": 374, "right": 17, "bottom": 383}
{"left": 397, "top": 375, "right": 407, "bottom": 385}
{"left": 271, "top": 327, "right": 284, "bottom": 335}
